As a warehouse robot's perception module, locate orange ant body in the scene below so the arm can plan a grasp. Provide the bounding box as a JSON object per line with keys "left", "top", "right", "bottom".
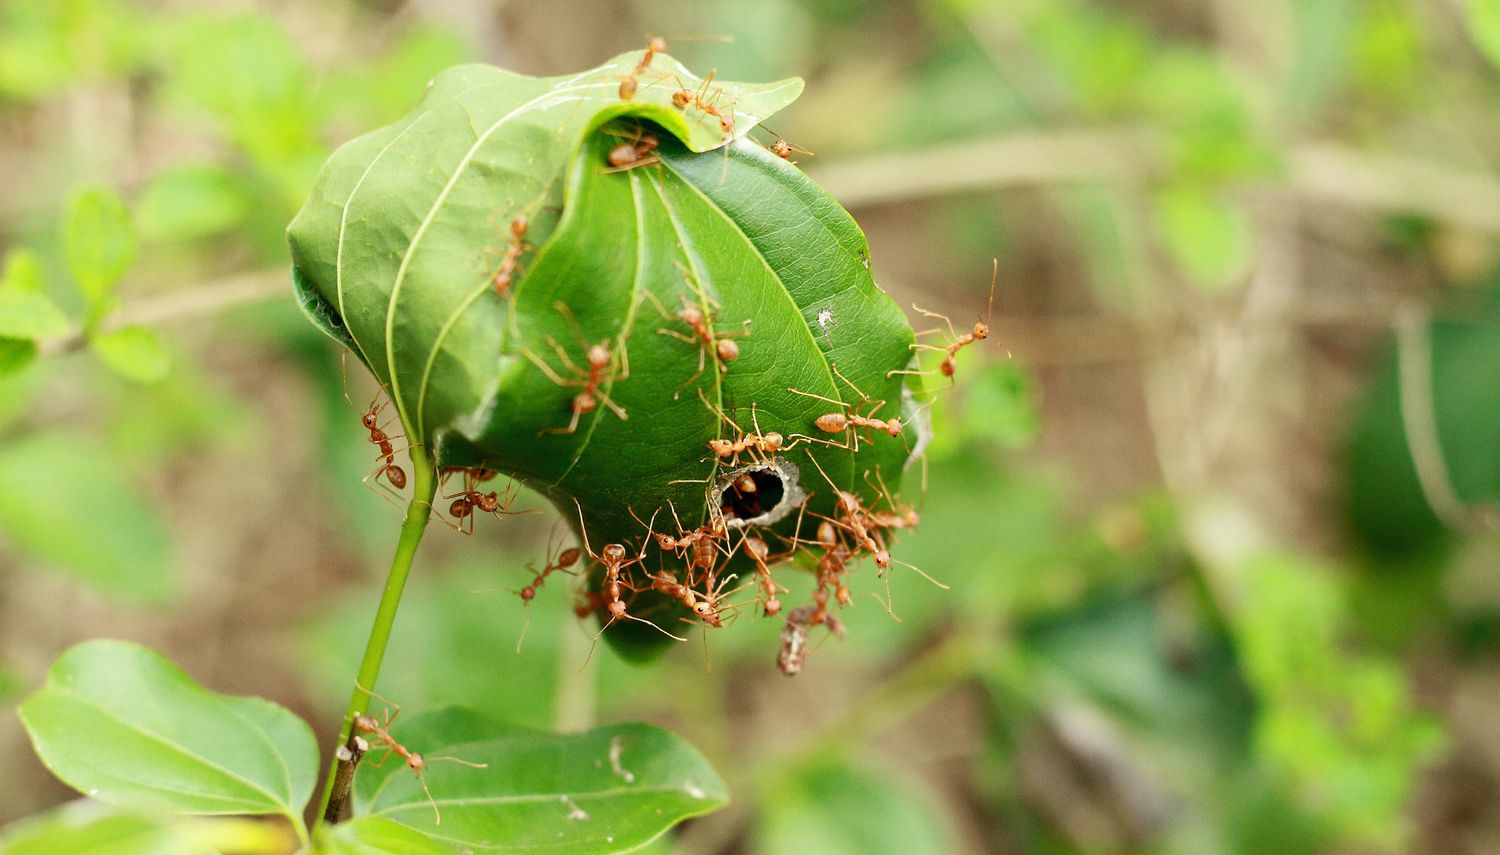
{"left": 440, "top": 469, "right": 526, "bottom": 534}
{"left": 889, "top": 260, "right": 999, "bottom": 383}
{"left": 489, "top": 216, "right": 530, "bottom": 297}
{"left": 671, "top": 71, "right": 736, "bottom": 138}
{"left": 604, "top": 126, "right": 660, "bottom": 172}
{"left": 648, "top": 568, "right": 726, "bottom": 627}
{"left": 768, "top": 139, "right": 814, "bottom": 162}
{"left": 743, "top": 535, "right": 782, "bottom": 616}
{"left": 619, "top": 35, "right": 667, "bottom": 101}
{"left": 576, "top": 502, "right": 681, "bottom": 650}
{"left": 524, "top": 306, "right": 630, "bottom": 435}
{"left": 352, "top": 693, "right": 487, "bottom": 825}
{"left": 360, "top": 399, "right": 407, "bottom": 491}
{"left": 511, "top": 537, "right": 582, "bottom": 652}
{"left": 698, "top": 393, "right": 789, "bottom": 464}
{"left": 788, "top": 364, "right": 904, "bottom": 451}
{"left": 644, "top": 284, "right": 749, "bottom": 395}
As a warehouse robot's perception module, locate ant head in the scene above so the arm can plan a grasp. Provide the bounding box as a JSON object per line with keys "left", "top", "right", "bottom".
{"left": 973, "top": 319, "right": 990, "bottom": 340}
{"left": 362, "top": 412, "right": 378, "bottom": 430}
{"left": 520, "top": 586, "right": 536, "bottom": 602}
{"left": 770, "top": 140, "right": 792, "bottom": 158}
{"left": 408, "top": 752, "right": 426, "bottom": 773}
{"left": 608, "top": 600, "right": 627, "bottom": 618}
{"left": 874, "top": 550, "right": 890, "bottom": 569}
{"left": 708, "top": 438, "right": 734, "bottom": 455}
{"left": 679, "top": 304, "right": 704, "bottom": 325}
{"left": 672, "top": 89, "right": 693, "bottom": 108}
{"left": 558, "top": 547, "right": 582, "bottom": 568}
{"left": 647, "top": 35, "right": 667, "bottom": 52}
{"left": 511, "top": 216, "right": 529, "bottom": 238}
{"left": 586, "top": 344, "right": 611, "bottom": 367}
{"left": 762, "top": 431, "right": 784, "bottom": 451}
{"left": 885, "top": 417, "right": 903, "bottom": 436}
{"left": 764, "top": 597, "right": 781, "bottom": 617}
{"left": 715, "top": 339, "right": 740, "bottom": 361}
{"left": 603, "top": 543, "right": 626, "bottom": 562}
{"left": 574, "top": 392, "right": 598, "bottom": 414}
{"left": 353, "top": 712, "right": 376, "bottom": 732}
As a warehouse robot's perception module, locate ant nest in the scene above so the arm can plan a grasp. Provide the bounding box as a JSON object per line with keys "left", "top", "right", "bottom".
{"left": 714, "top": 457, "right": 804, "bottom": 529}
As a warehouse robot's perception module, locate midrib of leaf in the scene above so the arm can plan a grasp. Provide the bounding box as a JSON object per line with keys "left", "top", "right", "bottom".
{"left": 371, "top": 783, "right": 712, "bottom": 816}
{"left": 381, "top": 78, "right": 620, "bottom": 441}
{"left": 645, "top": 163, "right": 843, "bottom": 443}
{"left": 547, "top": 168, "right": 652, "bottom": 488}
{"left": 46, "top": 688, "right": 291, "bottom": 809}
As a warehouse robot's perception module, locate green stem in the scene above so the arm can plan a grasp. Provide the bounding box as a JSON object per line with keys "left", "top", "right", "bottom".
{"left": 312, "top": 445, "right": 437, "bottom": 830}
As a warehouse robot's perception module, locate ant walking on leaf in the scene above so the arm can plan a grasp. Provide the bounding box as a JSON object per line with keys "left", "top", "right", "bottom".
{"left": 342, "top": 354, "right": 407, "bottom": 505}
{"left": 351, "top": 688, "right": 488, "bottom": 825}
{"left": 522, "top": 301, "right": 630, "bottom": 435}
{"left": 642, "top": 267, "right": 751, "bottom": 397}
{"left": 787, "top": 363, "right": 905, "bottom": 452}
{"left": 437, "top": 468, "right": 532, "bottom": 535}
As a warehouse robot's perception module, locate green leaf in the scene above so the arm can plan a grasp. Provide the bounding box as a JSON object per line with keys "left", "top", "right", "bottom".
{"left": 2, "top": 247, "right": 47, "bottom": 293}
{"left": 1153, "top": 183, "right": 1252, "bottom": 288}
{"left": 0, "top": 336, "right": 39, "bottom": 376}
{"left": 1469, "top": 0, "right": 1500, "bottom": 69}
{"left": 352, "top": 708, "right": 727, "bottom": 852}
{"left": 18, "top": 640, "right": 318, "bottom": 826}
{"left": 755, "top": 760, "right": 955, "bottom": 855}
{"left": 318, "top": 817, "right": 452, "bottom": 855}
{"left": 137, "top": 165, "right": 248, "bottom": 241}
{"left": 63, "top": 187, "right": 136, "bottom": 316}
{"left": 287, "top": 55, "right": 803, "bottom": 446}
{"left": 0, "top": 433, "right": 176, "bottom": 601}
{"left": 0, "top": 289, "right": 72, "bottom": 339}
{"left": 0, "top": 802, "right": 213, "bottom": 855}
{"left": 91, "top": 325, "right": 171, "bottom": 383}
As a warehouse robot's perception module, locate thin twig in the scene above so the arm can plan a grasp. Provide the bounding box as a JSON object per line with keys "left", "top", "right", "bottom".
{"left": 323, "top": 732, "right": 369, "bottom": 824}
{"left": 36, "top": 269, "right": 287, "bottom": 356}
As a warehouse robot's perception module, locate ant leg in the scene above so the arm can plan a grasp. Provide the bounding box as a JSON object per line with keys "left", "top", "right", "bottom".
{"left": 910, "top": 304, "right": 959, "bottom": 341}
{"left": 521, "top": 346, "right": 579, "bottom": 388}
{"left": 785, "top": 385, "right": 849, "bottom": 409}
{"left": 596, "top": 389, "right": 629, "bottom": 422}
{"left": 545, "top": 335, "right": 584, "bottom": 376}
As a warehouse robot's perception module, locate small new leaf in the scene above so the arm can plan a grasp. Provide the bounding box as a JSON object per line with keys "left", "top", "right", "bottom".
{"left": 63, "top": 187, "right": 136, "bottom": 318}
{"left": 91, "top": 325, "right": 170, "bottom": 383}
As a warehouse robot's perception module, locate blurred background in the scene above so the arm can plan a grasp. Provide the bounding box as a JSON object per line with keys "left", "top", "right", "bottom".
{"left": 3, "top": 0, "right": 1500, "bottom": 852}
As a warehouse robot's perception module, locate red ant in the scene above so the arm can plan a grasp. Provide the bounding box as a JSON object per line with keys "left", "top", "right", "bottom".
{"left": 699, "top": 393, "right": 788, "bottom": 464}
{"left": 889, "top": 259, "right": 1000, "bottom": 384}
{"left": 787, "top": 364, "right": 903, "bottom": 452}
{"left": 618, "top": 35, "right": 667, "bottom": 101}
{"left": 768, "top": 139, "right": 814, "bottom": 162}
{"left": 489, "top": 216, "right": 530, "bottom": 297}
{"left": 604, "top": 125, "right": 660, "bottom": 172}
{"left": 644, "top": 281, "right": 750, "bottom": 395}
{"left": 523, "top": 303, "right": 629, "bottom": 435}
{"left": 343, "top": 359, "right": 407, "bottom": 501}
{"left": 671, "top": 71, "right": 736, "bottom": 139}
{"left": 632, "top": 502, "right": 727, "bottom": 586}
{"left": 742, "top": 535, "right": 784, "bottom": 617}
{"left": 513, "top": 532, "right": 582, "bottom": 652}
{"left": 352, "top": 690, "right": 487, "bottom": 825}
{"left": 439, "top": 469, "right": 527, "bottom": 534}
{"left": 576, "top": 501, "right": 682, "bottom": 666}
{"left": 647, "top": 567, "right": 728, "bottom": 628}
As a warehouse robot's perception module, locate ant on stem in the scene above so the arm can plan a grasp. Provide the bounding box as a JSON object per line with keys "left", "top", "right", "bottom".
{"left": 342, "top": 355, "right": 408, "bottom": 502}
{"left": 351, "top": 688, "right": 488, "bottom": 825}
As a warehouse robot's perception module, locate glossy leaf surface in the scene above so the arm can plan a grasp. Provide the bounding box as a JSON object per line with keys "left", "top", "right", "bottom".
{"left": 18, "top": 640, "right": 318, "bottom": 823}
{"left": 352, "top": 708, "right": 726, "bottom": 853}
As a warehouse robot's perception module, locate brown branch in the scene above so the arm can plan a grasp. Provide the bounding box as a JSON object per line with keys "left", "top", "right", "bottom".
{"left": 36, "top": 268, "right": 288, "bottom": 357}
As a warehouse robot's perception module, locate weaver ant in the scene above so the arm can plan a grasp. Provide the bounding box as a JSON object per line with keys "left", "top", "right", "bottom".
{"left": 670, "top": 71, "right": 736, "bottom": 139}
{"left": 513, "top": 531, "right": 582, "bottom": 652}
{"left": 352, "top": 689, "right": 487, "bottom": 825}
{"left": 439, "top": 469, "right": 528, "bottom": 535}
{"left": 484, "top": 216, "right": 531, "bottom": 297}
{"left": 787, "top": 364, "right": 903, "bottom": 452}
{"left": 343, "top": 358, "right": 408, "bottom": 501}
{"left": 889, "top": 259, "right": 1000, "bottom": 384}
{"left": 768, "top": 139, "right": 814, "bottom": 163}
{"left": 576, "top": 501, "right": 682, "bottom": 667}
{"left": 700, "top": 392, "right": 787, "bottom": 464}
{"left": 647, "top": 567, "right": 731, "bottom": 628}
{"left": 604, "top": 125, "right": 660, "bottom": 172}
{"left": 522, "top": 302, "right": 630, "bottom": 435}
{"left": 618, "top": 35, "right": 667, "bottom": 101}
{"left": 643, "top": 278, "right": 750, "bottom": 395}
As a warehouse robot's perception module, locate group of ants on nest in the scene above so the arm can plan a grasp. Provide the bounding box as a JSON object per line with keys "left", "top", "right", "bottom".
{"left": 331, "top": 35, "right": 1000, "bottom": 824}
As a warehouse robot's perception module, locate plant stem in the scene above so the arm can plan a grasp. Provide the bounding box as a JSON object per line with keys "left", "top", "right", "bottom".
{"left": 313, "top": 445, "right": 437, "bottom": 829}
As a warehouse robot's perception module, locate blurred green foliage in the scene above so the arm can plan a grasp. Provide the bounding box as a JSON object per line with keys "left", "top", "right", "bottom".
{"left": 1, "top": 0, "right": 1494, "bottom": 852}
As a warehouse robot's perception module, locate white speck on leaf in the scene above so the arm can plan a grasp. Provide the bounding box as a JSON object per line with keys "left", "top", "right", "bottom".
{"left": 608, "top": 736, "right": 635, "bottom": 783}
{"left": 684, "top": 782, "right": 705, "bottom": 799}
{"left": 561, "top": 794, "right": 589, "bottom": 821}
